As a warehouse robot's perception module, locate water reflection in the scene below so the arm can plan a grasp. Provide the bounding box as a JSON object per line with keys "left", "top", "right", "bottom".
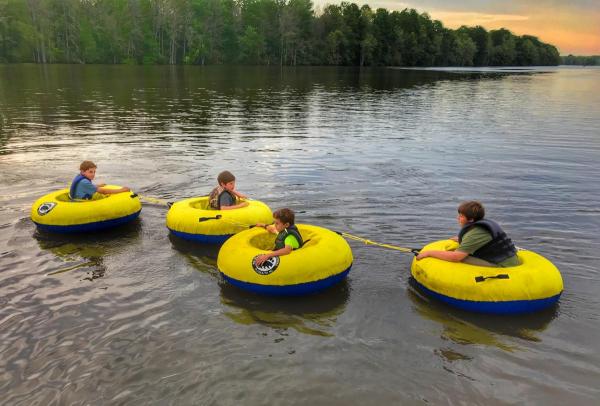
{"left": 0, "top": 65, "right": 508, "bottom": 149}
{"left": 220, "top": 280, "right": 350, "bottom": 337}
{"left": 34, "top": 220, "right": 141, "bottom": 281}
{"left": 0, "top": 113, "right": 8, "bottom": 151}
{"left": 408, "top": 278, "right": 558, "bottom": 352}
{"left": 2, "top": 65, "right": 600, "bottom": 403}
{"left": 167, "top": 233, "right": 220, "bottom": 274}
{"left": 170, "top": 226, "right": 351, "bottom": 337}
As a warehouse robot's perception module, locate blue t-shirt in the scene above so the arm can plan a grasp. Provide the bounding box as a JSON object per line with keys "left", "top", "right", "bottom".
{"left": 218, "top": 191, "right": 235, "bottom": 207}
{"left": 73, "top": 178, "right": 97, "bottom": 199}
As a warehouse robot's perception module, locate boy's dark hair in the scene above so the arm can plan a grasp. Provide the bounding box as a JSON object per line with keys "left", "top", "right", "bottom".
{"left": 273, "top": 208, "right": 295, "bottom": 226}
{"left": 80, "top": 160, "right": 97, "bottom": 171}
{"left": 217, "top": 171, "right": 235, "bottom": 185}
{"left": 458, "top": 201, "right": 485, "bottom": 222}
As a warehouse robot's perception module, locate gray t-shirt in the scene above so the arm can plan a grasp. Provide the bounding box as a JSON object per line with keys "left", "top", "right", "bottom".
{"left": 218, "top": 191, "right": 235, "bottom": 208}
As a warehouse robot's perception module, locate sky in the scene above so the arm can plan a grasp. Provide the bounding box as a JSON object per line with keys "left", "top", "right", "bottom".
{"left": 313, "top": 0, "right": 600, "bottom": 55}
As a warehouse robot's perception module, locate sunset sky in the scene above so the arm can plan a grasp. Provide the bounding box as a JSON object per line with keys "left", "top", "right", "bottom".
{"left": 313, "top": 0, "right": 600, "bottom": 55}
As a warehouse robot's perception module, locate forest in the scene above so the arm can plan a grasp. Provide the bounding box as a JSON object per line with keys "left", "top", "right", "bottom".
{"left": 561, "top": 55, "right": 599, "bottom": 66}
{"left": 0, "top": 0, "right": 561, "bottom": 66}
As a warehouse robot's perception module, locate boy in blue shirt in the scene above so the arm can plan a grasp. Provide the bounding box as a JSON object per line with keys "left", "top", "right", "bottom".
{"left": 254, "top": 208, "right": 304, "bottom": 266}
{"left": 69, "top": 160, "right": 130, "bottom": 200}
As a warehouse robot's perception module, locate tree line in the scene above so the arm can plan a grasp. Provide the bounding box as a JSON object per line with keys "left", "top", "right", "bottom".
{"left": 0, "top": 0, "right": 561, "bottom": 66}
{"left": 561, "top": 55, "right": 599, "bottom": 66}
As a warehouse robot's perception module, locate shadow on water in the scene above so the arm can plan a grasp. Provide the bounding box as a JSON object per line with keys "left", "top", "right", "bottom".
{"left": 219, "top": 279, "right": 351, "bottom": 337}
{"left": 168, "top": 232, "right": 220, "bottom": 272}
{"left": 167, "top": 224, "right": 351, "bottom": 336}
{"left": 407, "top": 277, "right": 558, "bottom": 353}
{"left": 34, "top": 219, "right": 141, "bottom": 281}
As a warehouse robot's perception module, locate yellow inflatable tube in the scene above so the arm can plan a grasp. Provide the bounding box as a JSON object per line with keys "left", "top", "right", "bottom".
{"left": 166, "top": 196, "right": 272, "bottom": 243}
{"left": 217, "top": 224, "right": 353, "bottom": 295}
{"left": 31, "top": 186, "right": 141, "bottom": 233}
{"left": 411, "top": 240, "right": 563, "bottom": 314}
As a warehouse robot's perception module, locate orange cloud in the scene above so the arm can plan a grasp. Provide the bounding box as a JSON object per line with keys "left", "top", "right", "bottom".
{"left": 432, "top": 11, "right": 530, "bottom": 26}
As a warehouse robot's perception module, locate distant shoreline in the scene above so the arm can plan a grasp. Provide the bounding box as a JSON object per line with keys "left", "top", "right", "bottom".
{"left": 1, "top": 1, "right": 560, "bottom": 67}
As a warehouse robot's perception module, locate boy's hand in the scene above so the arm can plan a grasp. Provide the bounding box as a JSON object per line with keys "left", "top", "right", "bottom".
{"left": 122, "top": 186, "right": 130, "bottom": 192}
{"left": 97, "top": 183, "right": 106, "bottom": 187}
{"left": 240, "top": 201, "right": 249, "bottom": 208}
{"left": 236, "top": 192, "right": 248, "bottom": 199}
{"left": 255, "top": 223, "right": 266, "bottom": 228}
{"left": 449, "top": 236, "right": 458, "bottom": 242}
{"left": 416, "top": 252, "right": 429, "bottom": 261}
{"left": 254, "top": 254, "right": 270, "bottom": 266}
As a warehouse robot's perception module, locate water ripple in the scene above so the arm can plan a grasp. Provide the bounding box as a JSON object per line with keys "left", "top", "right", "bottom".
{"left": 0, "top": 65, "right": 599, "bottom": 404}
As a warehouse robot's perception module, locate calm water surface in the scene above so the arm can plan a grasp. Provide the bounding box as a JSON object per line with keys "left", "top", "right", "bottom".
{"left": 1, "top": 65, "right": 599, "bottom": 404}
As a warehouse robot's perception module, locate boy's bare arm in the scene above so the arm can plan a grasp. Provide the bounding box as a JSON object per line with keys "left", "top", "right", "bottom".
{"left": 255, "top": 223, "right": 276, "bottom": 234}
{"left": 232, "top": 190, "right": 248, "bottom": 199}
{"left": 254, "top": 245, "right": 293, "bottom": 266}
{"left": 416, "top": 249, "right": 468, "bottom": 262}
{"left": 97, "top": 186, "right": 130, "bottom": 194}
{"left": 220, "top": 201, "right": 249, "bottom": 210}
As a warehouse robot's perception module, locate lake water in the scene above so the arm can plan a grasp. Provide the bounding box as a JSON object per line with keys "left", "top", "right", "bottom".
{"left": 1, "top": 64, "right": 599, "bottom": 404}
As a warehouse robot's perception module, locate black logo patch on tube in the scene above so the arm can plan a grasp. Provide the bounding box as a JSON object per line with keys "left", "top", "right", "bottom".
{"left": 37, "top": 202, "right": 57, "bottom": 216}
{"left": 252, "top": 255, "right": 280, "bottom": 275}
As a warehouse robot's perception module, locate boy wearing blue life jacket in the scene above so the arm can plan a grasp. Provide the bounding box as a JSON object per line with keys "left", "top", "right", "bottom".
{"left": 69, "top": 160, "right": 130, "bottom": 200}
{"left": 416, "top": 201, "right": 520, "bottom": 267}
{"left": 254, "top": 208, "right": 304, "bottom": 266}
{"left": 208, "top": 171, "right": 249, "bottom": 210}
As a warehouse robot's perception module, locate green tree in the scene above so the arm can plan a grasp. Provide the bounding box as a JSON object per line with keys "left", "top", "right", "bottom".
{"left": 371, "top": 8, "right": 392, "bottom": 65}
{"left": 454, "top": 30, "right": 476, "bottom": 66}
{"left": 489, "top": 28, "right": 516, "bottom": 66}
{"left": 515, "top": 36, "right": 539, "bottom": 65}
{"left": 239, "top": 25, "right": 264, "bottom": 64}
{"left": 326, "top": 29, "right": 346, "bottom": 65}
{"left": 280, "top": 0, "right": 313, "bottom": 65}
{"left": 459, "top": 25, "right": 490, "bottom": 66}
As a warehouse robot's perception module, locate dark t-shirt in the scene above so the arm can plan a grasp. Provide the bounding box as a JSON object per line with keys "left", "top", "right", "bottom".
{"left": 458, "top": 226, "right": 520, "bottom": 267}
{"left": 218, "top": 191, "right": 235, "bottom": 208}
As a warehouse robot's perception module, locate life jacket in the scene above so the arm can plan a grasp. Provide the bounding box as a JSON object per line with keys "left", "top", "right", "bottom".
{"left": 274, "top": 225, "right": 304, "bottom": 250}
{"left": 208, "top": 186, "right": 235, "bottom": 209}
{"left": 69, "top": 174, "right": 92, "bottom": 200}
{"left": 458, "top": 219, "right": 517, "bottom": 264}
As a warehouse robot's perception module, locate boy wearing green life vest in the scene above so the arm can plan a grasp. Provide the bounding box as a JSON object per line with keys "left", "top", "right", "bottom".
{"left": 208, "top": 170, "right": 249, "bottom": 210}
{"left": 254, "top": 208, "right": 304, "bottom": 266}
{"left": 416, "top": 201, "right": 520, "bottom": 267}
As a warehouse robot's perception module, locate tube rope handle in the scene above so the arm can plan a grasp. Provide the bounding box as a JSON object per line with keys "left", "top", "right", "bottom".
{"left": 199, "top": 215, "right": 222, "bottom": 222}
{"left": 197, "top": 214, "right": 255, "bottom": 229}
{"left": 474, "top": 274, "right": 509, "bottom": 283}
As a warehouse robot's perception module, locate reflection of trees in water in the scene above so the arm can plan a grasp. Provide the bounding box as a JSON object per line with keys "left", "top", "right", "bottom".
{"left": 34, "top": 220, "right": 141, "bottom": 281}
{"left": 0, "top": 65, "right": 496, "bottom": 152}
{"left": 0, "top": 111, "right": 9, "bottom": 154}
{"left": 408, "top": 277, "right": 558, "bottom": 355}
{"left": 219, "top": 280, "right": 350, "bottom": 337}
